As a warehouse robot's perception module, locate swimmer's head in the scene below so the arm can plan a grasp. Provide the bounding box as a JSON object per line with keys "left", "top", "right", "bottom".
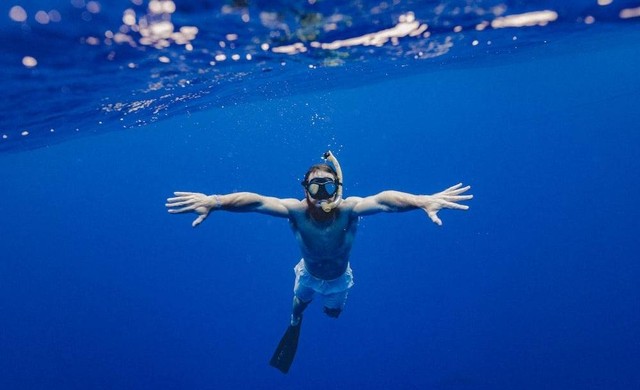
{"left": 303, "top": 152, "right": 344, "bottom": 213}
{"left": 302, "top": 164, "right": 339, "bottom": 207}
{"left": 303, "top": 164, "right": 337, "bottom": 184}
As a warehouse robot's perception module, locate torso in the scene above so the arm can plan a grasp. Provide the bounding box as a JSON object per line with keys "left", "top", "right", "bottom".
{"left": 288, "top": 200, "right": 359, "bottom": 280}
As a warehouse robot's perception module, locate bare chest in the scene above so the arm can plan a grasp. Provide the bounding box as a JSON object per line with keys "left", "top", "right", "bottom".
{"left": 291, "top": 211, "right": 356, "bottom": 257}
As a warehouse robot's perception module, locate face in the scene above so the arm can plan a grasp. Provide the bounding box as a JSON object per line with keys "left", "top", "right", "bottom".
{"left": 304, "top": 170, "right": 338, "bottom": 207}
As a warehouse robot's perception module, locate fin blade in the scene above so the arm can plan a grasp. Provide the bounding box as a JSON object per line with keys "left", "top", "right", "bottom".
{"left": 269, "top": 321, "right": 302, "bottom": 374}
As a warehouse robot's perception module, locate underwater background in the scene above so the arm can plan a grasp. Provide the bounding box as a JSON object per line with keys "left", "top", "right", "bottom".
{"left": 1, "top": 1, "right": 639, "bottom": 389}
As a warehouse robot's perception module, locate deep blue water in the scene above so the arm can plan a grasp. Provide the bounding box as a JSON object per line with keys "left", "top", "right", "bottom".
{"left": 2, "top": 1, "right": 640, "bottom": 389}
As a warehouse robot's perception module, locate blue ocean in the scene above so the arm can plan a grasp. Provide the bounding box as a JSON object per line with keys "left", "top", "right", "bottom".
{"left": 2, "top": 1, "right": 640, "bottom": 389}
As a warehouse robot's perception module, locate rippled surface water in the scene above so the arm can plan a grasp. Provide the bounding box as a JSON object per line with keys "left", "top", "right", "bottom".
{"left": 2, "top": 0, "right": 640, "bottom": 151}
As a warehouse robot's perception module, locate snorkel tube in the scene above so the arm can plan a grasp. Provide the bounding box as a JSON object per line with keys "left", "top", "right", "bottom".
{"left": 321, "top": 150, "right": 343, "bottom": 213}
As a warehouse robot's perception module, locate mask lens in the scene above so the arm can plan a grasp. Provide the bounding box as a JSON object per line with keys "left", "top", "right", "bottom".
{"left": 306, "top": 178, "right": 337, "bottom": 200}
{"left": 323, "top": 182, "right": 337, "bottom": 196}
{"left": 307, "top": 183, "right": 320, "bottom": 196}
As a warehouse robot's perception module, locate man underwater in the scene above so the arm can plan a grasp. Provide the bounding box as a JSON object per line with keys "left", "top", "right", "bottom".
{"left": 165, "top": 151, "right": 472, "bottom": 373}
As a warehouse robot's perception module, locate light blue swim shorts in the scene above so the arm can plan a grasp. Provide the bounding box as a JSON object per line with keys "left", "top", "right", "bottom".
{"left": 293, "top": 259, "right": 355, "bottom": 310}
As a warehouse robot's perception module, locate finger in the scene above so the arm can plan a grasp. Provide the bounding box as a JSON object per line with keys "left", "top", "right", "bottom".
{"left": 168, "top": 205, "right": 196, "bottom": 213}
{"left": 174, "top": 192, "right": 196, "bottom": 196}
{"left": 192, "top": 214, "right": 207, "bottom": 227}
{"left": 165, "top": 200, "right": 193, "bottom": 208}
{"left": 427, "top": 211, "right": 442, "bottom": 226}
{"left": 443, "top": 183, "right": 463, "bottom": 193}
{"left": 166, "top": 195, "right": 200, "bottom": 203}
{"left": 441, "top": 194, "right": 473, "bottom": 202}
{"left": 445, "top": 185, "right": 471, "bottom": 196}
{"left": 166, "top": 196, "right": 190, "bottom": 202}
{"left": 442, "top": 201, "right": 469, "bottom": 210}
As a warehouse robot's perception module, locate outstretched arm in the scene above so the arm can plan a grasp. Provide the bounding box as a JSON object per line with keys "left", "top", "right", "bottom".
{"left": 166, "top": 192, "right": 300, "bottom": 227}
{"left": 350, "top": 183, "right": 472, "bottom": 225}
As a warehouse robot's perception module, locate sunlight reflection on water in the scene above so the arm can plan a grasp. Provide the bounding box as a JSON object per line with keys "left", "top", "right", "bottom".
{"left": 2, "top": 0, "right": 639, "bottom": 149}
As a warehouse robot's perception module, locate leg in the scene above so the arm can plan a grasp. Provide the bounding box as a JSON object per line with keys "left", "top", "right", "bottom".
{"left": 291, "top": 296, "right": 311, "bottom": 325}
{"left": 322, "top": 290, "right": 349, "bottom": 319}
{"left": 321, "top": 262, "right": 354, "bottom": 319}
{"left": 271, "top": 298, "right": 306, "bottom": 373}
{"left": 292, "top": 259, "right": 315, "bottom": 325}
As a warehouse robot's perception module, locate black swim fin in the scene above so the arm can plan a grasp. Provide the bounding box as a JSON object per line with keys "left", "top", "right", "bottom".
{"left": 269, "top": 319, "right": 302, "bottom": 374}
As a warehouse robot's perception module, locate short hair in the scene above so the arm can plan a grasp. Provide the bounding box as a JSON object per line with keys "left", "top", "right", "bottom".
{"left": 302, "top": 164, "right": 337, "bottom": 184}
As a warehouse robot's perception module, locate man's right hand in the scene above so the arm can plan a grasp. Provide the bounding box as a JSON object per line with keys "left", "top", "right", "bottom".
{"left": 166, "top": 192, "right": 215, "bottom": 227}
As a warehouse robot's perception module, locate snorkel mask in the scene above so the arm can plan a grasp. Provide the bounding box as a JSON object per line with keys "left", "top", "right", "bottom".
{"left": 304, "top": 177, "right": 339, "bottom": 200}
{"left": 301, "top": 151, "right": 343, "bottom": 213}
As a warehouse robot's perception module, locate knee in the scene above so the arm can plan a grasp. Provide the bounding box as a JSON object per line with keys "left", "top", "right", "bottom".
{"left": 323, "top": 306, "right": 342, "bottom": 318}
{"left": 294, "top": 296, "right": 311, "bottom": 308}
{"left": 293, "top": 296, "right": 311, "bottom": 315}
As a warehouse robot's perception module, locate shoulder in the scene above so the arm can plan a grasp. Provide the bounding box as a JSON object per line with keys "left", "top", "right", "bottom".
{"left": 282, "top": 198, "right": 307, "bottom": 213}
{"left": 343, "top": 196, "right": 363, "bottom": 202}
{"left": 341, "top": 196, "right": 364, "bottom": 208}
{"left": 339, "top": 197, "right": 364, "bottom": 216}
